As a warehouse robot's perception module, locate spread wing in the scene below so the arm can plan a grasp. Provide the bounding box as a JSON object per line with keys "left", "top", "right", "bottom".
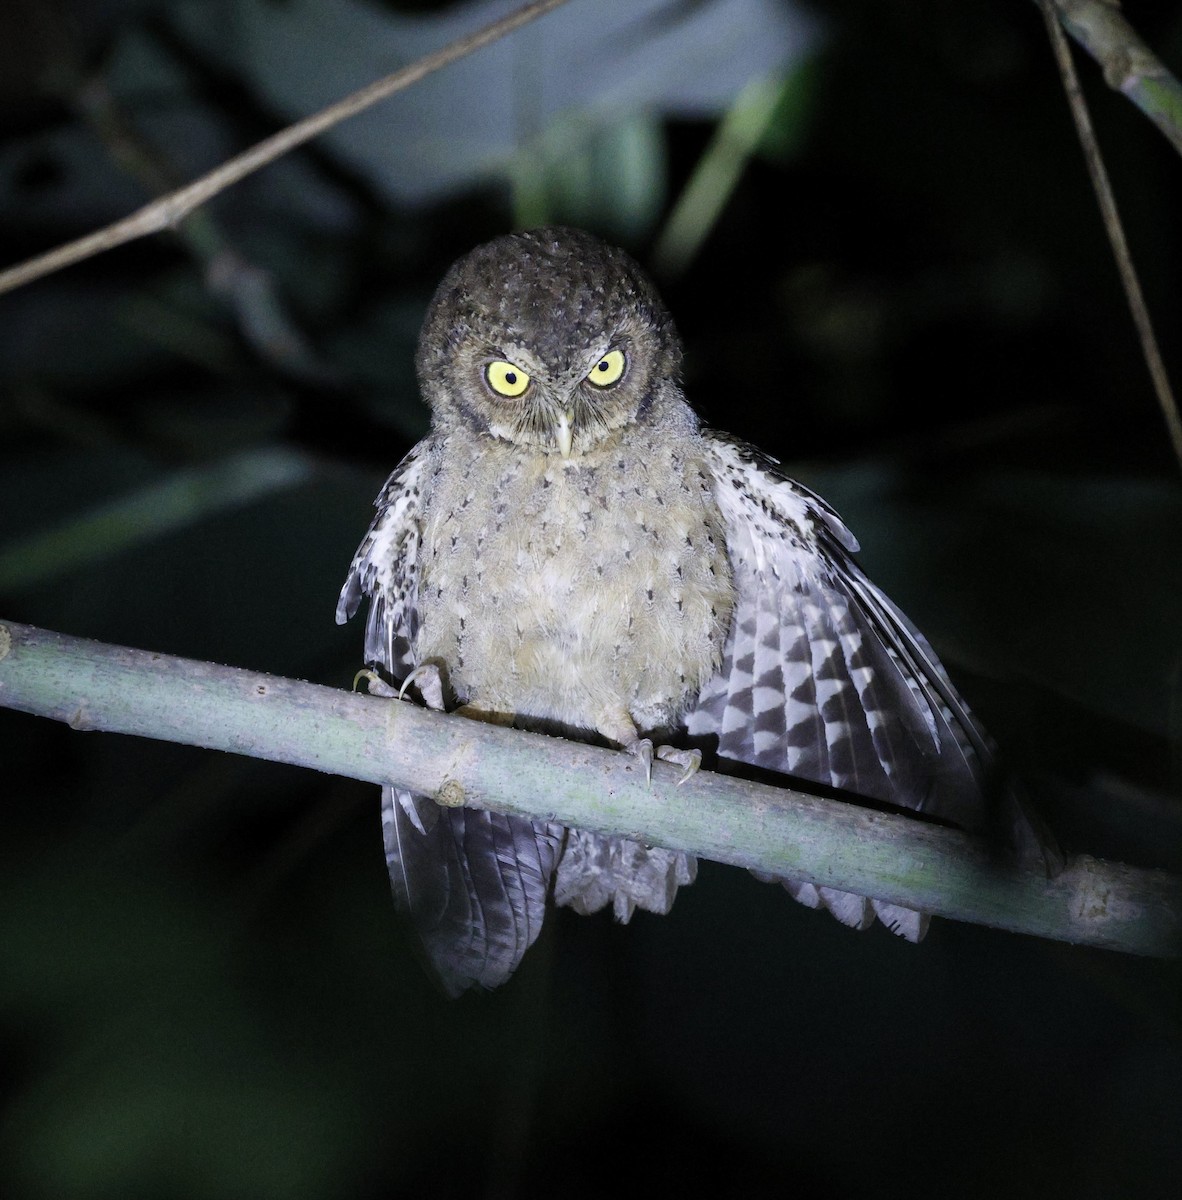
{"left": 337, "top": 443, "right": 561, "bottom": 994}
{"left": 336, "top": 446, "right": 427, "bottom": 680}
{"left": 685, "top": 432, "right": 1005, "bottom": 941}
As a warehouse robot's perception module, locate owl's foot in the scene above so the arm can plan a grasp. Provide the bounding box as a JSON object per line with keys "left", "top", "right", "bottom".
{"left": 352, "top": 667, "right": 399, "bottom": 699}
{"left": 596, "top": 706, "right": 700, "bottom": 787}
{"left": 353, "top": 664, "right": 447, "bottom": 711}
{"left": 397, "top": 662, "right": 446, "bottom": 711}
{"left": 625, "top": 737, "right": 655, "bottom": 784}
{"left": 621, "top": 740, "right": 701, "bottom": 787}
{"left": 655, "top": 745, "right": 701, "bottom": 786}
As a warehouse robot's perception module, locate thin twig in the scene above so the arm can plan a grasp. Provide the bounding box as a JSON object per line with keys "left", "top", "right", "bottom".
{"left": 1, "top": 618, "right": 1179, "bottom": 957}
{"left": 75, "top": 72, "right": 332, "bottom": 381}
{"left": 0, "top": 0, "right": 571, "bottom": 298}
{"left": 1041, "top": 0, "right": 1182, "bottom": 472}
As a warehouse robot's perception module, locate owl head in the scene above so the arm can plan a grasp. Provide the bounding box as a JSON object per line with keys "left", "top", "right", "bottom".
{"left": 415, "top": 227, "right": 685, "bottom": 459}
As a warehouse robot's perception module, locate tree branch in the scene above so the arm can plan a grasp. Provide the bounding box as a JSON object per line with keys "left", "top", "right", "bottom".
{"left": 3, "top": 0, "right": 1179, "bottom": 302}
{"left": 0, "top": 0, "right": 571, "bottom": 298}
{"left": 1, "top": 618, "right": 1178, "bottom": 957}
{"left": 1040, "top": 0, "right": 1182, "bottom": 472}
{"left": 1048, "top": 0, "right": 1182, "bottom": 158}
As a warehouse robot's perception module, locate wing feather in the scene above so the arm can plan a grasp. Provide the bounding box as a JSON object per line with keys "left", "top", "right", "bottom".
{"left": 686, "top": 431, "right": 1006, "bottom": 940}
{"left": 342, "top": 442, "right": 561, "bottom": 993}
{"left": 336, "top": 445, "right": 427, "bottom": 680}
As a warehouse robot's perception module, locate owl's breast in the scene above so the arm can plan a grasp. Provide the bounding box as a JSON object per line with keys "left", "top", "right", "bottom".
{"left": 414, "top": 433, "right": 734, "bottom": 738}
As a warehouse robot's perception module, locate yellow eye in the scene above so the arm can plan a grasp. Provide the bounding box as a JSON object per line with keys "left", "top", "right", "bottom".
{"left": 587, "top": 349, "right": 626, "bottom": 388}
{"left": 485, "top": 360, "right": 530, "bottom": 397}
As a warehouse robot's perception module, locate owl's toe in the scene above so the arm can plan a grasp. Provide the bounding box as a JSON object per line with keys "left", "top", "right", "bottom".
{"left": 621, "top": 740, "right": 700, "bottom": 786}
{"left": 397, "top": 662, "right": 447, "bottom": 710}
{"left": 656, "top": 745, "right": 701, "bottom": 786}
{"left": 353, "top": 668, "right": 399, "bottom": 699}
{"left": 624, "top": 737, "right": 655, "bottom": 785}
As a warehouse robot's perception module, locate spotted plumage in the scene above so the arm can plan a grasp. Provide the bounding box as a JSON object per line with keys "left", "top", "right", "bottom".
{"left": 338, "top": 227, "right": 1034, "bottom": 994}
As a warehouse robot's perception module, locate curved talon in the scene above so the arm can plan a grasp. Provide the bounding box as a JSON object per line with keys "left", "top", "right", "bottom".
{"left": 625, "top": 737, "right": 655, "bottom": 785}
{"left": 353, "top": 668, "right": 398, "bottom": 698}
{"left": 657, "top": 745, "right": 701, "bottom": 786}
{"left": 397, "top": 662, "right": 446, "bottom": 710}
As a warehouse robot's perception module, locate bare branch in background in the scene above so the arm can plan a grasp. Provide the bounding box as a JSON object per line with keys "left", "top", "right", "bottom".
{"left": 74, "top": 73, "right": 333, "bottom": 382}
{"left": 1050, "top": 0, "right": 1182, "bottom": 157}
{"left": 0, "top": 0, "right": 571, "bottom": 298}
{"left": 3, "top": 0, "right": 1181, "bottom": 305}
{"left": 1041, "top": 0, "right": 1182, "bottom": 472}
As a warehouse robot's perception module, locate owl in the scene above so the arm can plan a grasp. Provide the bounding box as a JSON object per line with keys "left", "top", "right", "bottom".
{"left": 338, "top": 226, "right": 1037, "bottom": 995}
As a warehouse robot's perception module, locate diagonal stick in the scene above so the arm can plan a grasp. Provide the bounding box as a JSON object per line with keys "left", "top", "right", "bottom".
{"left": 1041, "top": 0, "right": 1182, "bottom": 472}
{"left": 0, "top": 0, "right": 571, "bottom": 298}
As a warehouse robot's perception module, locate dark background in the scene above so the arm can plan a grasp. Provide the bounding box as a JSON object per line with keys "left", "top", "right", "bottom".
{"left": 1, "top": 1, "right": 1180, "bottom": 1196}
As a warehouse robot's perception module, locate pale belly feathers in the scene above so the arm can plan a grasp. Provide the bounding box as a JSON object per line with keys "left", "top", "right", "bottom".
{"left": 413, "top": 430, "right": 734, "bottom": 743}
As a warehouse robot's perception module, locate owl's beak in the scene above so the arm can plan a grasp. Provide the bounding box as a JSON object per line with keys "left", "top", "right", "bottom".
{"left": 555, "top": 409, "right": 575, "bottom": 458}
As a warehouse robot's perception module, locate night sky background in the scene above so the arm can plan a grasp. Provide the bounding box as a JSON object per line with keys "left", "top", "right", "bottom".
{"left": 1, "top": 2, "right": 1180, "bottom": 1197}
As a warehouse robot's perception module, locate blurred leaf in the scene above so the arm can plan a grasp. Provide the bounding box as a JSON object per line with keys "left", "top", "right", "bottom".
{"left": 757, "top": 54, "right": 821, "bottom": 161}
{"left": 653, "top": 70, "right": 803, "bottom": 276}
{"left": 0, "top": 124, "right": 147, "bottom": 231}
{"left": 513, "top": 110, "right": 666, "bottom": 242}
{"left": 170, "top": 0, "right": 821, "bottom": 205}
{"left": 0, "top": 447, "right": 317, "bottom": 591}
